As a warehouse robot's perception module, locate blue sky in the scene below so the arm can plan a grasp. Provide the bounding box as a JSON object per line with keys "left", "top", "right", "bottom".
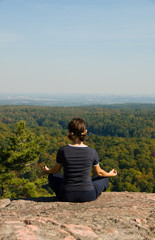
{"left": 0, "top": 0, "right": 155, "bottom": 95}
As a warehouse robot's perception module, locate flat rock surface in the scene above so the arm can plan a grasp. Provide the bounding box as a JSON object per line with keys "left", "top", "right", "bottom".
{"left": 0, "top": 192, "right": 155, "bottom": 240}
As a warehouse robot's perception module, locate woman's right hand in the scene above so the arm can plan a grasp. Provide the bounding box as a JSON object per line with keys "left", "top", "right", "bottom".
{"left": 108, "top": 169, "right": 117, "bottom": 177}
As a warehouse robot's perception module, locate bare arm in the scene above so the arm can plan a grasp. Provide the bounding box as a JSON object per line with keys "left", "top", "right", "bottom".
{"left": 93, "top": 164, "right": 117, "bottom": 177}
{"left": 42, "top": 163, "right": 62, "bottom": 174}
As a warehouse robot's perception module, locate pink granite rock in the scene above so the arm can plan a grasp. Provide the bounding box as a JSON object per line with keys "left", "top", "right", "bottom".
{"left": 0, "top": 192, "right": 155, "bottom": 240}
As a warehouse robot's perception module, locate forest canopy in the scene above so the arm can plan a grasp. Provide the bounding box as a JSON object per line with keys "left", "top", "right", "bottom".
{"left": 0, "top": 104, "right": 155, "bottom": 198}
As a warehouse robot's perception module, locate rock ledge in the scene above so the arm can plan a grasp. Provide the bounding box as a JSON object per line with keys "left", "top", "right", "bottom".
{"left": 0, "top": 192, "right": 155, "bottom": 240}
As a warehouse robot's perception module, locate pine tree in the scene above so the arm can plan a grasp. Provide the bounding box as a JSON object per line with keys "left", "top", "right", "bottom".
{"left": 0, "top": 121, "right": 47, "bottom": 198}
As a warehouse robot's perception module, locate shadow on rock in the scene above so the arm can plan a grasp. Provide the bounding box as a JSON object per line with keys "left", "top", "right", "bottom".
{"left": 10, "top": 196, "right": 58, "bottom": 202}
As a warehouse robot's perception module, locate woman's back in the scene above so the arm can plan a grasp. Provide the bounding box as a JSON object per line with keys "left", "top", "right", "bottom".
{"left": 56, "top": 145, "right": 99, "bottom": 191}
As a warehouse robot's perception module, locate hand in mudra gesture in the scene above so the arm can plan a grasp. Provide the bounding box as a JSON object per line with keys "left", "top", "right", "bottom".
{"left": 108, "top": 169, "right": 117, "bottom": 177}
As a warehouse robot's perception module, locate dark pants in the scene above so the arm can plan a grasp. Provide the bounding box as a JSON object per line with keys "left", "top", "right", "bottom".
{"left": 48, "top": 173, "right": 109, "bottom": 202}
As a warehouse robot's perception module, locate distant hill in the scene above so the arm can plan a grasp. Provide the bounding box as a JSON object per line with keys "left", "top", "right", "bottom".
{"left": 0, "top": 93, "right": 155, "bottom": 106}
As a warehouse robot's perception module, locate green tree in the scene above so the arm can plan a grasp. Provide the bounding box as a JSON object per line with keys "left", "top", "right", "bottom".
{"left": 0, "top": 121, "right": 47, "bottom": 198}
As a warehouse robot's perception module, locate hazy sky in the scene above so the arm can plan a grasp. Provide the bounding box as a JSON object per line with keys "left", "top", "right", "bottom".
{"left": 0, "top": 0, "right": 155, "bottom": 95}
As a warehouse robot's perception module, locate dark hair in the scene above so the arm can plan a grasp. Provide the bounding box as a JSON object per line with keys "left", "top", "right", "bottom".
{"left": 68, "top": 118, "right": 87, "bottom": 143}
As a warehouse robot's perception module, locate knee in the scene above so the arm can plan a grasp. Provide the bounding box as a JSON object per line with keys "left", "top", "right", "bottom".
{"left": 106, "top": 177, "right": 109, "bottom": 184}
{"left": 105, "top": 177, "right": 109, "bottom": 189}
{"left": 48, "top": 174, "right": 53, "bottom": 183}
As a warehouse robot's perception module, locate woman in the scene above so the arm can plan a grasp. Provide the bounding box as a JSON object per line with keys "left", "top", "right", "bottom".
{"left": 42, "top": 118, "right": 117, "bottom": 202}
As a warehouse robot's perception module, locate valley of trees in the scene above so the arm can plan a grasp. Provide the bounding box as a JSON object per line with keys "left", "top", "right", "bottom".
{"left": 0, "top": 104, "right": 155, "bottom": 198}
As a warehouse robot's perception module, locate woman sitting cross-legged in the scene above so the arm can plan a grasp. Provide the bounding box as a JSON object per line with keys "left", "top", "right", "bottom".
{"left": 42, "top": 118, "right": 117, "bottom": 202}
